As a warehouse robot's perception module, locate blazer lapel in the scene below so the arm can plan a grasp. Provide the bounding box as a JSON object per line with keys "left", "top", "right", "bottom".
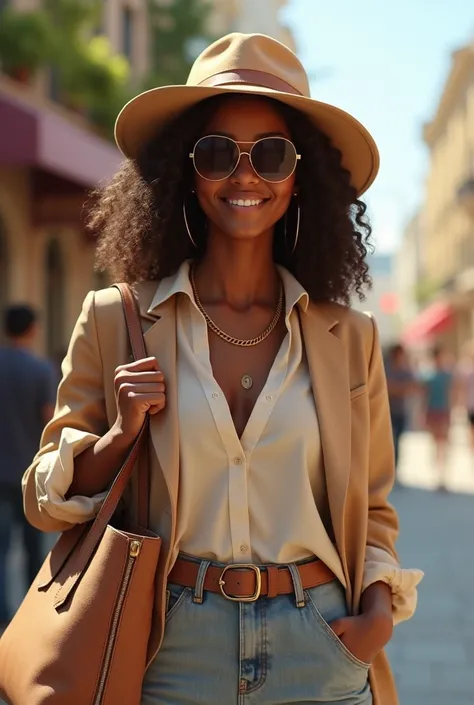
{"left": 139, "top": 295, "right": 180, "bottom": 516}
{"left": 300, "top": 304, "right": 351, "bottom": 572}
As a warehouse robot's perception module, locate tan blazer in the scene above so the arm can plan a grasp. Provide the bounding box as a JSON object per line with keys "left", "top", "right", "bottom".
{"left": 22, "top": 282, "right": 399, "bottom": 705}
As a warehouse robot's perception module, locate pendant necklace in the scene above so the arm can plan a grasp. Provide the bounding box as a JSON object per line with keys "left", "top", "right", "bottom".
{"left": 241, "top": 374, "right": 253, "bottom": 390}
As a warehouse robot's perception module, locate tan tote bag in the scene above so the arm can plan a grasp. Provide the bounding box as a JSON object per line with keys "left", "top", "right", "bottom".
{"left": 0, "top": 284, "right": 161, "bottom": 705}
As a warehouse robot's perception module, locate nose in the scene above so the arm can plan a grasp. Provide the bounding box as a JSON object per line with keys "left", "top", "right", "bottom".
{"left": 230, "top": 151, "right": 259, "bottom": 185}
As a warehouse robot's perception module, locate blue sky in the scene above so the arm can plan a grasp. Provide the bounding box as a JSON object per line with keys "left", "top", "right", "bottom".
{"left": 283, "top": 0, "right": 474, "bottom": 254}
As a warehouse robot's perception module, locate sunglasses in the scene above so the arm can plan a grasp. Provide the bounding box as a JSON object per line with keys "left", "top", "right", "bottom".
{"left": 189, "top": 135, "right": 301, "bottom": 183}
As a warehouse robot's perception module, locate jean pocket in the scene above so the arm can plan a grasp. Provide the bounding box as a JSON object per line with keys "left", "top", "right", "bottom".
{"left": 165, "top": 583, "right": 192, "bottom": 623}
{"left": 305, "top": 588, "right": 370, "bottom": 670}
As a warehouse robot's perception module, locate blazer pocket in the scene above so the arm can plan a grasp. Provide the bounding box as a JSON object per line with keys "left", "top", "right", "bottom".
{"left": 350, "top": 384, "right": 367, "bottom": 401}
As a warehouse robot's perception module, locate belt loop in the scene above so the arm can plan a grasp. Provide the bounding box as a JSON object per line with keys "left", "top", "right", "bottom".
{"left": 287, "top": 563, "right": 305, "bottom": 608}
{"left": 193, "top": 559, "right": 211, "bottom": 604}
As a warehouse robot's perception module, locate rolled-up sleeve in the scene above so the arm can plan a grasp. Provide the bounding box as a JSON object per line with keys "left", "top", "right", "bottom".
{"left": 363, "top": 546, "right": 424, "bottom": 625}
{"left": 22, "top": 291, "right": 109, "bottom": 532}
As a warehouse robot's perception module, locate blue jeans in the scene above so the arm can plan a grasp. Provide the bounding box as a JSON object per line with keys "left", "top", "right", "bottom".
{"left": 142, "top": 560, "right": 372, "bottom": 705}
{"left": 0, "top": 484, "right": 43, "bottom": 624}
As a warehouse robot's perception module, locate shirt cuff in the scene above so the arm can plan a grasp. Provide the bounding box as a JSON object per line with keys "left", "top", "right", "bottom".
{"left": 35, "top": 427, "right": 107, "bottom": 525}
{"left": 363, "top": 545, "right": 424, "bottom": 625}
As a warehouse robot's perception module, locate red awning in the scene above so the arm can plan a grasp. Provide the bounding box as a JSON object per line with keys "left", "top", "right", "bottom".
{"left": 402, "top": 301, "right": 453, "bottom": 344}
{"left": 0, "top": 85, "right": 121, "bottom": 188}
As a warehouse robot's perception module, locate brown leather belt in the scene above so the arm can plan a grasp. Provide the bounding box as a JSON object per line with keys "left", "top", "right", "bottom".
{"left": 168, "top": 557, "right": 336, "bottom": 602}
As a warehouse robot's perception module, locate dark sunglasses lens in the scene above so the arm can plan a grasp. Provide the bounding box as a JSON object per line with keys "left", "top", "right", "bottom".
{"left": 252, "top": 138, "right": 297, "bottom": 182}
{"left": 193, "top": 136, "right": 238, "bottom": 180}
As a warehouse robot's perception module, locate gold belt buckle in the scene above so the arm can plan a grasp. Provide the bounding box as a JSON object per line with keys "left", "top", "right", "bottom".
{"left": 218, "top": 564, "right": 262, "bottom": 602}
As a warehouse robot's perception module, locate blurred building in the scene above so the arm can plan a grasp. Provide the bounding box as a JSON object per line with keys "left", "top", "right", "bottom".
{"left": 402, "top": 41, "right": 474, "bottom": 353}
{"left": 395, "top": 211, "right": 423, "bottom": 329}
{"left": 0, "top": 0, "right": 294, "bottom": 358}
{"left": 353, "top": 253, "right": 399, "bottom": 348}
{"left": 208, "top": 0, "right": 295, "bottom": 51}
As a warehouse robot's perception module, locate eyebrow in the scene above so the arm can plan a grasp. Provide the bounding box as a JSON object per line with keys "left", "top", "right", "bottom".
{"left": 209, "top": 130, "right": 289, "bottom": 140}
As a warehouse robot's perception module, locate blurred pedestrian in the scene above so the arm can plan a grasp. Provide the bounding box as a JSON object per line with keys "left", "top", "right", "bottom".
{"left": 0, "top": 305, "right": 56, "bottom": 630}
{"left": 421, "top": 346, "right": 454, "bottom": 492}
{"left": 384, "top": 344, "right": 416, "bottom": 476}
{"left": 454, "top": 341, "right": 474, "bottom": 452}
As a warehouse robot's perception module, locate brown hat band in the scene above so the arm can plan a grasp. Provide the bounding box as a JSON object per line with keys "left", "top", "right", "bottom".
{"left": 198, "top": 69, "right": 303, "bottom": 97}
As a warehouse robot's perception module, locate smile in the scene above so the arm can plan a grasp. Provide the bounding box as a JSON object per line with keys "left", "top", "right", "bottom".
{"left": 224, "top": 198, "right": 267, "bottom": 208}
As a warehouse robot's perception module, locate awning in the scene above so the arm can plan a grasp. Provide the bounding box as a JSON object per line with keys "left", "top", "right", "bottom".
{"left": 402, "top": 301, "right": 453, "bottom": 344}
{"left": 0, "top": 84, "right": 121, "bottom": 188}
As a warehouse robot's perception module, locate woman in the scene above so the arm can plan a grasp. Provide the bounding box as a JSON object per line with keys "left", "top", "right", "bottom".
{"left": 22, "top": 33, "right": 422, "bottom": 705}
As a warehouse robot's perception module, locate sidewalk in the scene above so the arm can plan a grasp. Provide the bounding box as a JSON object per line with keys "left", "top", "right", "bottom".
{"left": 387, "top": 423, "right": 474, "bottom": 705}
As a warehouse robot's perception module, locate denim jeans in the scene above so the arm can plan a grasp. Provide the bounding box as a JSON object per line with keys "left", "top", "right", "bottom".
{"left": 142, "top": 560, "right": 372, "bottom": 705}
{"left": 0, "top": 484, "right": 43, "bottom": 624}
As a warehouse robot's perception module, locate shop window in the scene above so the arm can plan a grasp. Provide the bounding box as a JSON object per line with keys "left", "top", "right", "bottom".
{"left": 45, "top": 238, "right": 65, "bottom": 364}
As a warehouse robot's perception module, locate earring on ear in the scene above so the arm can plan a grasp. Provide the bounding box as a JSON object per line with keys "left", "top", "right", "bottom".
{"left": 183, "top": 194, "right": 198, "bottom": 248}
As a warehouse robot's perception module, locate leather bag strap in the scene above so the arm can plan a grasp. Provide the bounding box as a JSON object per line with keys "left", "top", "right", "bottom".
{"left": 54, "top": 284, "right": 150, "bottom": 608}
{"left": 114, "top": 283, "right": 150, "bottom": 528}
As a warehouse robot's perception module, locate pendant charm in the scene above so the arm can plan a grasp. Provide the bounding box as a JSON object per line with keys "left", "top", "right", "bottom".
{"left": 241, "top": 374, "right": 253, "bottom": 390}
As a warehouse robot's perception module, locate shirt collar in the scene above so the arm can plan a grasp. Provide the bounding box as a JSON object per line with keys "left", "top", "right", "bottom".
{"left": 147, "top": 259, "right": 309, "bottom": 315}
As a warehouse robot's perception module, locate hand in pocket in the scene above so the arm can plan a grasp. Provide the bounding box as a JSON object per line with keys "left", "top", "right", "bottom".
{"left": 329, "top": 612, "right": 393, "bottom": 665}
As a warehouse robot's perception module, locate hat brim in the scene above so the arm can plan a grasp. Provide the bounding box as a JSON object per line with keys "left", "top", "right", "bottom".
{"left": 114, "top": 84, "right": 379, "bottom": 196}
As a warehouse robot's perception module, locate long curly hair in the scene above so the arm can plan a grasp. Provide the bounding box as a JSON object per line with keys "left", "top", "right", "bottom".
{"left": 89, "top": 94, "right": 373, "bottom": 304}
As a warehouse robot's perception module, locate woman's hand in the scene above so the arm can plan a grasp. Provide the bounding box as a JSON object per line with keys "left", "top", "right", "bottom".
{"left": 329, "top": 610, "right": 393, "bottom": 665}
{"left": 112, "top": 357, "right": 166, "bottom": 442}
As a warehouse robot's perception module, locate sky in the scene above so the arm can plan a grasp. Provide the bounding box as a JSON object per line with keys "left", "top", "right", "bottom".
{"left": 282, "top": 0, "right": 474, "bottom": 255}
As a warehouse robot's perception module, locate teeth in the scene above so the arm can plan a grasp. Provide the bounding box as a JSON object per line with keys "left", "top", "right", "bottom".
{"left": 227, "top": 198, "right": 263, "bottom": 207}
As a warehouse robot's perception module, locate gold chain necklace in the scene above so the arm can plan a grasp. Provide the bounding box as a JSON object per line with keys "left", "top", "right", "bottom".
{"left": 190, "top": 267, "right": 284, "bottom": 348}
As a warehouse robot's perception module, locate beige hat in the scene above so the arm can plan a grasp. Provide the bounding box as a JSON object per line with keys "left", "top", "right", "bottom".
{"left": 115, "top": 33, "right": 379, "bottom": 196}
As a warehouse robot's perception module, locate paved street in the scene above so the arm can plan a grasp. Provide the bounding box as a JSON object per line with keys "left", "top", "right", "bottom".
{"left": 387, "top": 421, "right": 474, "bottom": 705}
{"left": 2, "top": 423, "right": 474, "bottom": 704}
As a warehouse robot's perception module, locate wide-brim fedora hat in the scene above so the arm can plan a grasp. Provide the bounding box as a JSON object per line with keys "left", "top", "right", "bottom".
{"left": 115, "top": 33, "right": 379, "bottom": 196}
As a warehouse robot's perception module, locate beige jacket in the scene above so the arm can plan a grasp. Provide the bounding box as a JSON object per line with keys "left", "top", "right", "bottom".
{"left": 23, "top": 282, "right": 401, "bottom": 705}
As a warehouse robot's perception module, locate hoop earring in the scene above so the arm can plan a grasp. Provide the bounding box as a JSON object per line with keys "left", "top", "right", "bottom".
{"left": 285, "top": 197, "right": 300, "bottom": 254}
{"left": 183, "top": 198, "right": 198, "bottom": 248}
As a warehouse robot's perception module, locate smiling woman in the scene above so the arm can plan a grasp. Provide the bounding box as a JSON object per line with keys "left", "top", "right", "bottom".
{"left": 16, "top": 31, "right": 422, "bottom": 705}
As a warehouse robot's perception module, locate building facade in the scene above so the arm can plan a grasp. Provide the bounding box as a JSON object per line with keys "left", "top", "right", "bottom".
{"left": 405, "top": 41, "right": 474, "bottom": 353}
{"left": 352, "top": 253, "right": 399, "bottom": 349}
{"left": 0, "top": 0, "right": 151, "bottom": 358}
{"left": 395, "top": 211, "right": 423, "bottom": 329}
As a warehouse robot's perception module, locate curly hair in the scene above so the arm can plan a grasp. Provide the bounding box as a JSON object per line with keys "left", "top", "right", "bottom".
{"left": 89, "top": 94, "right": 373, "bottom": 304}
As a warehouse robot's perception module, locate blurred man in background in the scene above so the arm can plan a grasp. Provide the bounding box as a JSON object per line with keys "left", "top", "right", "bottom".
{"left": 0, "top": 305, "right": 56, "bottom": 630}
{"left": 385, "top": 343, "right": 416, "bottom": 477}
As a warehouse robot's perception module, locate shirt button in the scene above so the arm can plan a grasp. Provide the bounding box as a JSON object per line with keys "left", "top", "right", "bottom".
{"left": 240, "top": 544, "right": 248, "bottom": 553}
{"left": 234, "top": 457, "right": 243, "bottom": 465}
{"left": 212, "top": 392, "right": 219, "bottom": 399}
{"left": 265, "top": 395, "right": 273, "bottom": 401}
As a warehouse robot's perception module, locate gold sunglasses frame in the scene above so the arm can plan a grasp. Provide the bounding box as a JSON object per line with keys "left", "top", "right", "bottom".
{"left": 189, "top": 135, "right": 301, "bottom": 183}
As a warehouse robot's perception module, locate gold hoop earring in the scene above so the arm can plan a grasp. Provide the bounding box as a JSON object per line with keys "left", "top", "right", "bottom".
{"left": 284, "top": 197, "right": 300, "bottom": 254}
{"left": 183, "top": 198, "right": 198, "bottom": 248}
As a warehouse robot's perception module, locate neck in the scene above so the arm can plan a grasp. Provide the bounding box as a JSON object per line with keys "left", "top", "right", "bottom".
{"left": 194, "top": 233, "right": 280, "bottom": 311}
{"left": 8, "top": 337, "right": 31, "bottom": 350}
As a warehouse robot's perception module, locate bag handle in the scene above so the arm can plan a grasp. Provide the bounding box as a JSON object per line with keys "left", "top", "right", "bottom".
{"left": 54, "top": 284, "right": 150, "bottom": 608}
{"left": 114, "top": 283, "right": 150, "bottom": 528}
